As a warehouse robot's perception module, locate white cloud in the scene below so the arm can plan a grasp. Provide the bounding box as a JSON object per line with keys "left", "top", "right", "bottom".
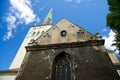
{"left": 10, "top": 0, "right": 37, "bottom": 24}
{"left": 3, "top": 0, "right": 39, "bottom": 41}
{"left": 103, "top": 30, "right": 116, "bottom": 50}
{"left": 102, "top": 28, "right": 107, "bottom": 32}
{"left": 3, "top": 14, "right": 16, "bottom": 41}
{"left": 3, "top": 31, "right": 13, "bottom": 41}
{"left": 5, "top": 13, "right": 16, "bottom": 31}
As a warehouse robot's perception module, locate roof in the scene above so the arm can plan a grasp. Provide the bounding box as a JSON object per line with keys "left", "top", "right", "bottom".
{"left": 0, "top": 68, "right": 19, "bottom": 75}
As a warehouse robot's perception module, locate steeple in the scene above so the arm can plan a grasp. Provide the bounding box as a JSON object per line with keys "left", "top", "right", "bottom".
{"left": 42, "top": 8, "right": 52, "bottom": 25}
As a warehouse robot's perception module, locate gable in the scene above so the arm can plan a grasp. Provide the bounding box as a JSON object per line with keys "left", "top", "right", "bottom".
{"left": 31, "top": 19, "right": 98, "bottom": 45}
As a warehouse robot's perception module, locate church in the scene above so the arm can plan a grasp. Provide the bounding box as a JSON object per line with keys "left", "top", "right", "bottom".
{"left": 0, "top": 9, "right": 120, "bottom": 80}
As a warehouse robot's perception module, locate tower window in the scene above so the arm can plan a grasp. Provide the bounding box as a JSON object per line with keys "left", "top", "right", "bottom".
{"left": 41, "top": 31, "right": 44, "bottom": 35}
{"left": 31, "top": 32, "right": 36, "bottom": 37}
{"left": 36, "top": 31, "right": 40, "bottom": 36}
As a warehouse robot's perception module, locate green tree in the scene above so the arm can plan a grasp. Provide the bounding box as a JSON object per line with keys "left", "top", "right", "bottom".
{"left": 106, "top": 0, "right": 120, "bottom": 52}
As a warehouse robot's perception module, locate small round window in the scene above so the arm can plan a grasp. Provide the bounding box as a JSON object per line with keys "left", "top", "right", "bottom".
{"left": 61, "top": 30, "right": 67, "bottom": 37}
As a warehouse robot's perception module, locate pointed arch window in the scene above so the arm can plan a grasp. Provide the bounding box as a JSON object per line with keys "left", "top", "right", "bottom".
{"left": 52, "top": 52, "right": 72, "bottom": 80}
{"left": 31, "top": 32, "right": 36, "bottom": 37}
{"left": 36, "top": 31, "right": 40, "bottom": 36}
{"left": 41, "top": 31, "right": 44, "bottom": 35}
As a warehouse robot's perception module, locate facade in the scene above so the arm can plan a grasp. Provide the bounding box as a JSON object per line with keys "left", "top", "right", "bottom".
{"left": 0, "top": 9, "right": 120, "bottom": 80}
{"left": 15, "top": 19, "right": 120, "bottom": 80}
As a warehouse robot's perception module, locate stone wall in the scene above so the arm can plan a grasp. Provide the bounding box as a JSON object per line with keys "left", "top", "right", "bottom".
{"left": 16, "top": 45, "right": 120, "bottom": 80}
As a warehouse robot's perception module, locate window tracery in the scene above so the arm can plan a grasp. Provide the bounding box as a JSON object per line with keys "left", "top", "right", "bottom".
{"left": 52, "top": 52, "right": 72, "bottom": 80}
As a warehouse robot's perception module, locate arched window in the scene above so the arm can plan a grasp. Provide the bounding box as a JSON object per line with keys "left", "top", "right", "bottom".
{"left": 36, "top": 31, "right": 40, "bottom": 36}
{"left": 31, "top": 32, "right": 36, "bottom": 37}
{"left": 41, "top": 31, "right": 44, "bottom": 35}
{"left": 52, "top": 52, "right": 72, "bottom": 80}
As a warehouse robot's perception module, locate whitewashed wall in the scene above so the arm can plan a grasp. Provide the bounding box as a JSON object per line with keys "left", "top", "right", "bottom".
{"left": 0, "top": 75, "right": 16, "bottom": 80}
{"left": 10, "top": 25, "right": 52, "bottom": 69}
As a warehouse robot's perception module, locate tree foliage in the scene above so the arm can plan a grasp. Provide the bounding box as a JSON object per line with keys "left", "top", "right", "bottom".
{"left": 107, "top": 0, "right": 120, "bottom": 51}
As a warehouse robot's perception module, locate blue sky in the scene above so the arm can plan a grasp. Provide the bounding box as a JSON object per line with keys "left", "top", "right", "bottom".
{"left": 0, "top": 0, "right": 118, "bottom": 70}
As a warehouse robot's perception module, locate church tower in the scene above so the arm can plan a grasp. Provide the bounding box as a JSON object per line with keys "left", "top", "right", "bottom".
{"left": 9, "top": 9, "right": 52, "bottom": 69}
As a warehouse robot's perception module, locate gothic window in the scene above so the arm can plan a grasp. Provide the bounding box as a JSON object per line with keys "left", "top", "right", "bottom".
{"left": 36, "top": 31, "right": 40, "bottom": 36}
{"left": 41, "top": 31, "right": 44, "bottom": 35}
{"left": 31, "top": 32, "right": 36, "bottom": 37}
{"left": 52, "top": 52, "right": 72, "bottom": 80}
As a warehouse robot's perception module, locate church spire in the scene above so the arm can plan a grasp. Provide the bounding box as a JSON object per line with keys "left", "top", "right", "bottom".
{"left": 42, "top": 8, "right": 52, "bottom": 25}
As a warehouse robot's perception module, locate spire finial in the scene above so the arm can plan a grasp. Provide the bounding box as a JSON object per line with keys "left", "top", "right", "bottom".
{"left": 42, "top": 8, "right": 52, "bottom": 25}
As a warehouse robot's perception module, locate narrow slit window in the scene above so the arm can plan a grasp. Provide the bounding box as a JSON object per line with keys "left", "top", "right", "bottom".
{"left": 36, "top": 31, "right": 40, "bottom": 36}
{"left": 31, "top": 32, "right": 36, "bottom": 37}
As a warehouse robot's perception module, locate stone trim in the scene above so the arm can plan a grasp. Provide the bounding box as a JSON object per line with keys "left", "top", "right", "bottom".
{"left": 26, "top": 40, "right": 104, "bottom": 51}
